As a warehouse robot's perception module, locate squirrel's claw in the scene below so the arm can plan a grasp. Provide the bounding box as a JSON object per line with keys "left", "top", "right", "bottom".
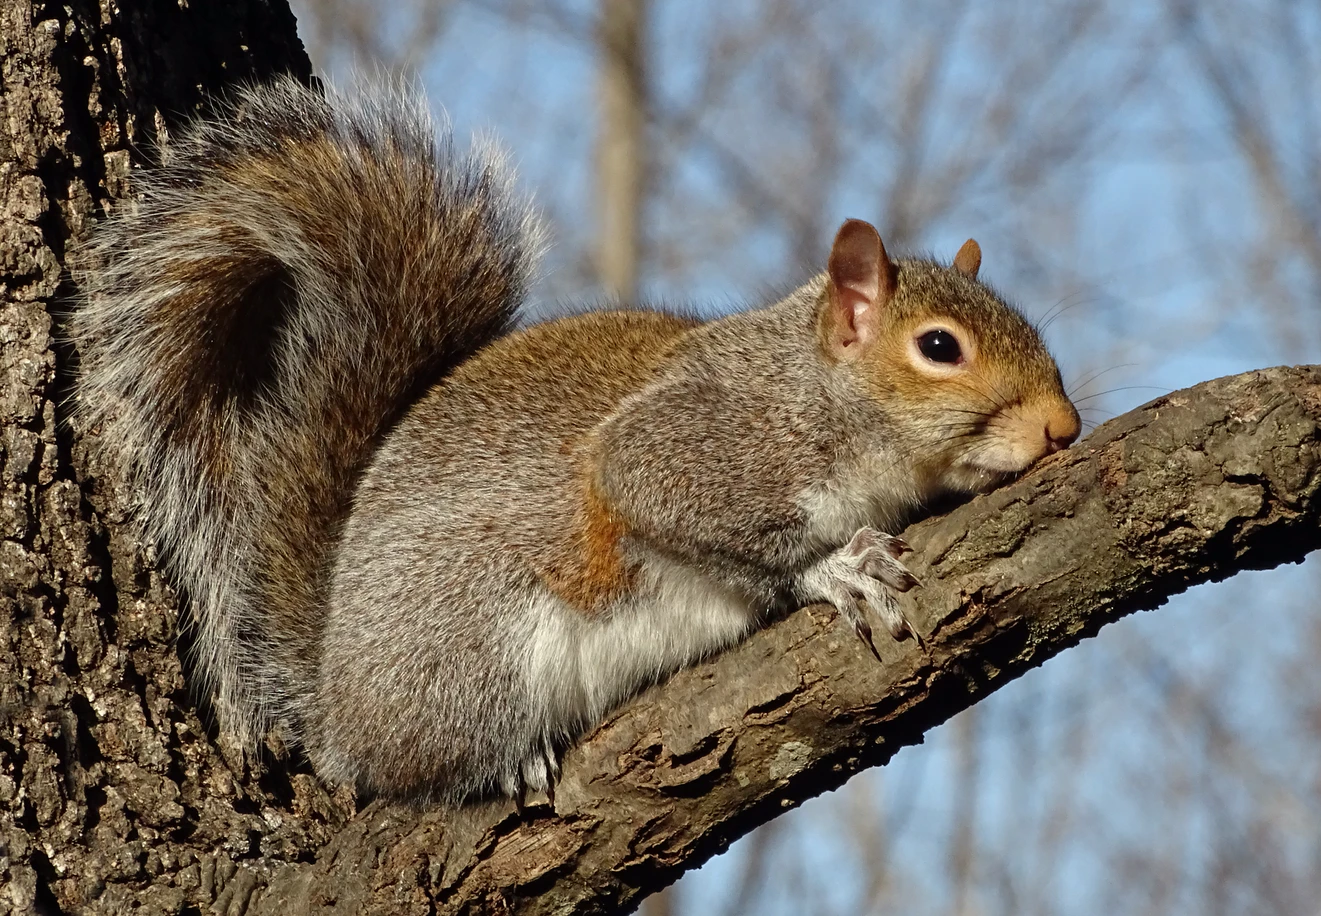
{"left": 542, "top": 738, "right": 561, "bottom": 809}
{"left": 509, "top": 739, "right": 562, "bottom": 813}
{"left": 847, "top": 527, "right": 920, "bottom": 592}
{"left": 797, "top": 526, "right": 925, "bottom": 657}
{"left": 853, "top": 617, "right": 884, "bottom": 663}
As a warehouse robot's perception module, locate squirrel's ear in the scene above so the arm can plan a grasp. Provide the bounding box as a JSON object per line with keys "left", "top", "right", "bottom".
{"left": 825, "top": 219, "right": 895, "bottom": 358}
{"left": 953, "top": 239, "right": 981, "bottom": 278}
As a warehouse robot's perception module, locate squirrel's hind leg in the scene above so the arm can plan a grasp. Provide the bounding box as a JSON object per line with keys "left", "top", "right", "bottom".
{"left": 795, "top": 527, "right": 924, "bottom": 655}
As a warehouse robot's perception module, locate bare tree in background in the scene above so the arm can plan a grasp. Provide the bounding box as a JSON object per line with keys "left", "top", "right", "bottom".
{"left": 595, "top": 0, "right": 647, "bottom": 300}
{"left": 1168, "top": 0, "right": 1321, "bottom": 360}
{"left": 297, "top": 0, "right": 458, "bottom": 75}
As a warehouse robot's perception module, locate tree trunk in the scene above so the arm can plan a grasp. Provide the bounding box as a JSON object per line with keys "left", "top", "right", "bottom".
{"left": 0, "top": 1, "right": 311, "bottom": 913}
{"left": 2, "top": 2, "right": 1319, "bottom": 915}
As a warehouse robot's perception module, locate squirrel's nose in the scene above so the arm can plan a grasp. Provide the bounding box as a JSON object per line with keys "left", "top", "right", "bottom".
{"left": 1044, "top": 406, "right": 1081, "bottom": 454}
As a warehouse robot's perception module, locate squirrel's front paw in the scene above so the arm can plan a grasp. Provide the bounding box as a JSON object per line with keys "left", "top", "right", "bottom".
{"left": 796, "top": 526, "right": 922, "bottom": 659}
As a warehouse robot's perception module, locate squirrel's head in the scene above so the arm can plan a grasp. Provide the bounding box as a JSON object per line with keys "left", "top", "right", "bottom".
{"left": 817, "top": 218, "right": 1080, "bottom": 498}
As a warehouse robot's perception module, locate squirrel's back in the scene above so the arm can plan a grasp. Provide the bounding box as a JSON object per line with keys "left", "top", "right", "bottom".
{"left": 74, "top": 77, "right": 541, "bottom": 745}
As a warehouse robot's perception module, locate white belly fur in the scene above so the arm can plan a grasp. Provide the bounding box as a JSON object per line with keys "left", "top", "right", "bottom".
{"left": 526, "top": 551, "right": 759, "bottom": 739}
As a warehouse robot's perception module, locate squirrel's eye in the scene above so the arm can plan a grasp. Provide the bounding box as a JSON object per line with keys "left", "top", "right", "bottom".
{"left": 917, "top": 329, "right": 963, "bottom": 364}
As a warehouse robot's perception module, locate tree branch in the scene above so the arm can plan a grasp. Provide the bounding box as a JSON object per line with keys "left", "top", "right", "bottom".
{"left": 247, "top": 364, "right": 1321, "bottom": 915}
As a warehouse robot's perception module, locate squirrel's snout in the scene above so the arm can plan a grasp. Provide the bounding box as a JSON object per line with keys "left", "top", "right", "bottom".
{"left": 1044, "top": 406, "right": 1081, "bottom": 454}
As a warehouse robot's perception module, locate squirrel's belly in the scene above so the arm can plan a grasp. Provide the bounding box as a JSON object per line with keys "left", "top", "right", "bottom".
{"left": 526, "top": 551, "right": 759, "bottom": 737}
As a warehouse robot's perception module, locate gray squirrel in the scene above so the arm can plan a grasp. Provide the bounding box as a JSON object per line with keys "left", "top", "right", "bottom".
{"left": 74, "top": 78, "right": 1080, "bottom": 805}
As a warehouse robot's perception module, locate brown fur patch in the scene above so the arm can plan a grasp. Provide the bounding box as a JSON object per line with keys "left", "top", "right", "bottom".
{"left": 544, "top": 472, "right": 634, "bottom": 614}
{"left": 452, "top": 309, "right": 698, "bottom": 616}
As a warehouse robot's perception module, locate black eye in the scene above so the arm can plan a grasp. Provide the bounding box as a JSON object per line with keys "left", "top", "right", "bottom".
{"left": 917, "top": 329, "right": 963, "bottom": 364}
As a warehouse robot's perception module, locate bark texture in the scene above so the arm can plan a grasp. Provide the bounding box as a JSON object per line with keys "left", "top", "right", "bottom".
{"left": 0, "top": 1, "right": 311, "bottom": 913}
{"left": 3, "top": 2, "right": 1320, "bottom": 914}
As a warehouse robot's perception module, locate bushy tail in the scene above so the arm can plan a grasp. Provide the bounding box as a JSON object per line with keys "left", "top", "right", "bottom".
{"left": 74, "top": 77, "right": 540, "bottom": 746}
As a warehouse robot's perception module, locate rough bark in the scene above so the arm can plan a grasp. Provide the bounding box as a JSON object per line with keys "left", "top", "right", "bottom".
{"left": 0, "top": 1, "right": 311, "bottom": 913}
{"left": 3, "top": 2, "right": 1320, "bottom": 915}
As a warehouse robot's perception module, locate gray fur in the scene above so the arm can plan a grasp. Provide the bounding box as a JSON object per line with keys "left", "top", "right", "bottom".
{"left": 76, "top": 79, "right": 1076, "bottom": 804}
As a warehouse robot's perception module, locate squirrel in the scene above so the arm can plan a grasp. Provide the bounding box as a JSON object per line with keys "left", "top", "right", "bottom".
{"left": 74, "top": 77, "right": 1080, "bottom": 805}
